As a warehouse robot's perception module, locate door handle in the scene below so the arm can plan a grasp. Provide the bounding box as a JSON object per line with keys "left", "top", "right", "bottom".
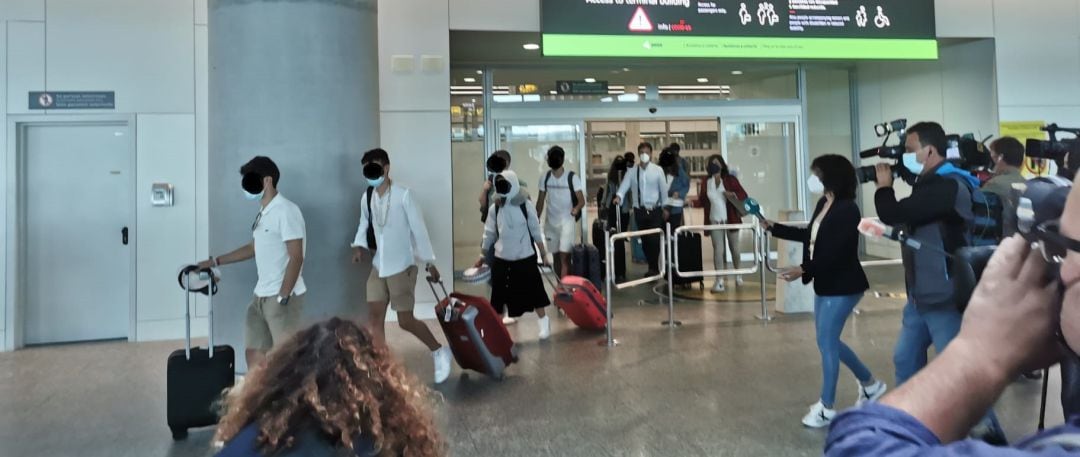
{"left": 122, "top": 227, "right": 129, "bottom": 245}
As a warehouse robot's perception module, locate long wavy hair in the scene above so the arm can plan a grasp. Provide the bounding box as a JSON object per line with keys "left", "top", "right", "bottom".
{"left": 214, "top": 318, "right": 443, "bottom": 456}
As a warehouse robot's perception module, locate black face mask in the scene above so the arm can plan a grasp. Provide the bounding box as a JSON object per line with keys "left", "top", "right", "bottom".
{"left": 547, "top": 156, "right": 564, "bottom": 169}
{"left": 242, "top": 172, "right": 264, "bottom": 194}
{"left": 487, "top": 155, "right": 508, "bottom": 174}
{"left": 494, "top": 176, "right": 512, "bottom": 195}
{"left": 363, "top": 162, "right": 385, "bottom": 180}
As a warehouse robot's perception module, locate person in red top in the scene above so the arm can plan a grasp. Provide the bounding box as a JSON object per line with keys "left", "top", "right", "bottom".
{"left": 697, "top": 154, "right": 749, "bottom": 292}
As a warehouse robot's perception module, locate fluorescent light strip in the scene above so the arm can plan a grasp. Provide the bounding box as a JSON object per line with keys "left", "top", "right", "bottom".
{"left": 450, "top": 85, "right": 483, "bottom": 90}
{"left": 659, "top": 85, "right": 722, "bottom": 90}
{"left": 450, "top": 91, "right": 484, "bottom": 95}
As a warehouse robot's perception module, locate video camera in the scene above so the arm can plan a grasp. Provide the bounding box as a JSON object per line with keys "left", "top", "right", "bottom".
{"left": 1026, "top": 123, "right": 1080, "bottom": 163}
{"left": 855, "top": 119, "right": 908, "bottom": 184}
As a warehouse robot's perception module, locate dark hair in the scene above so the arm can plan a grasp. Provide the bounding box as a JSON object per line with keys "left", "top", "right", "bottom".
{"left": 658, "top": 147, "right": 677, "bottom": 172}
{"left": 547, "top": 145, "right": 565, "bottom": 160}
{"left": 668, "top": 143, "right": 681, "bottom": 155}
{"left": 362, "top": 148, "right": 390, "bottom": 165}
{"left": 493, "top": 149, "right": 511, "bottom": 166}
{"left": 908, "top": 122, "right": 948, "bottom": 158}
{"left": 810, "top": 154, "right": 857, "bottom": 200}
{"left": 623, "top": 152, "right": 635, "bottom": 164}
{"left": 240, "top": 156, "right": 280, "bottom": 187}
{"left": 707, "top": 154, "right": 729, "bottom": 177}
{"left": 215, "top": 318, "right": 442, "bottom": 456}
{"left": 990, "top": 136, "right": 1025, "bottom": 168}
{"left": 487, "top": 154, "right": 508, "bottom": 173}
{"left": 608, "top": 156, "right": 628, "bottom": 183}
{"left": 637, "top": 142, "right": 653, "bottom": 153}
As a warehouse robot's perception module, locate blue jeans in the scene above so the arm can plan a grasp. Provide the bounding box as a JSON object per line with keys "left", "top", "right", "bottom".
{"left": 816, "top": 294, "right": 873, "bottom": 408}
{"left": 893, "top": 301, "right": 1001, "bottom": 428}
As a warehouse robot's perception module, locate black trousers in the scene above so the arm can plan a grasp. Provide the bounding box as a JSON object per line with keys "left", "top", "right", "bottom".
{"left": 634, "top": 207, "right": 664, "bottom": 273}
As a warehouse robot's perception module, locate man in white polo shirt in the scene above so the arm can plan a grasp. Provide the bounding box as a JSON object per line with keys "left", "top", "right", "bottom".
{"left": 536, "top": 145, "right": 585, "bottom": 279}
{"left": 200, "top": 156, "right": 306, "bottom": 370}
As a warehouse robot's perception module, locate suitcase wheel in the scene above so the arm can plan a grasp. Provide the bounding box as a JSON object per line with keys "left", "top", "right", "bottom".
{"left": 171, "top": 426, "right": 188, "bottom": 441}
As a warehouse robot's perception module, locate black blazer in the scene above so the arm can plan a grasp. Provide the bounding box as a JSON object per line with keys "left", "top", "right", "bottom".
{"left": 769, "top": 198, "right": 869, "bottom": 296}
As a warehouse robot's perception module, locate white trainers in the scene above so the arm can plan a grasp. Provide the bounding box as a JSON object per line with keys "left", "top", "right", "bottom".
{"left": 711, "top": 281, "right": 726, "bottom": 293}
{"left": 433, "top": 347, "right": 452, "bottom": 384}
{"left": 735, "top": 275, "right": 745, "bottom": 287}
{"left": 802, "top": 401, "right": 836, "bottom": 428}
{"left": 502, "top": 315, "right": 517, "bottom": 325}
{"left": 856, "top": 380, "right": 887, "bottom": 407}
{"left": 538, "top": 315, "right": 551, "bottom": 340}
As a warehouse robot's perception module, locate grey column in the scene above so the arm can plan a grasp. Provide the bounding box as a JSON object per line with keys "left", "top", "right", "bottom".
{"left": 208, "top": 0, "right": 378, "bottom": 369}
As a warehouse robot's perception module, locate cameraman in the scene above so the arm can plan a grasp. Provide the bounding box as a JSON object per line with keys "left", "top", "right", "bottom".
{"left": 826, "top": 176, "right": 1080, "bottom": 455}
{"left": 873, "top": 122, "right": 1004, "bottom": 442}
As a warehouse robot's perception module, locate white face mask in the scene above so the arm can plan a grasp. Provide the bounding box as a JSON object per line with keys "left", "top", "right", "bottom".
{"left": 640, "top": 153, "right": 651, "bottom": 164}
{"left": 807, "top": 175, "right": 825, "bottom": 194}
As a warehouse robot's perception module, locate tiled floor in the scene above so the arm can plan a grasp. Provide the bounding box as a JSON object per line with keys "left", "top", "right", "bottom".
{"left": 0, "top": 265, "right": 1069, "bottom": 456}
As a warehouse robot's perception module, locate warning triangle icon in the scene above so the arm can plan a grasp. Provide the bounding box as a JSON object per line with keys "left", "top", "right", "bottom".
{"left": 628, "top": 7, "right": 653, "bottom": 32}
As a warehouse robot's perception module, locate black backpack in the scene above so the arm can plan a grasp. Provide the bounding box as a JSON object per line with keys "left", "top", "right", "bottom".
{"left": 544, "top": 170, "right": 581, "bottom": 221}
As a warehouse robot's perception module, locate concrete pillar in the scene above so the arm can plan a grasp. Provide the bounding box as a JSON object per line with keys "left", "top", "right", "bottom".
{"left": 208, "top": 0, "right": 378, "bottom": 369}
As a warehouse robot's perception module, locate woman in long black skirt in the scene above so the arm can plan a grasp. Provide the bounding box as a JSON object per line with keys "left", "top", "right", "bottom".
{"left": 474, "top": 170, "right": 552, "bottom": 340}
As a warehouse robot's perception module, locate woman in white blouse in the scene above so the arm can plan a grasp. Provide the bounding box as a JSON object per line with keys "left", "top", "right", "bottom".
{"left": 702, "top": 154, "right": 749, "bottom": 292}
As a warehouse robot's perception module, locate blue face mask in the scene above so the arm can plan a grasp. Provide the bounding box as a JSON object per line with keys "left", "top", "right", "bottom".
{"left": 366, "top": 176, "right": 385, "bottom": 188}
{"left": 903, "top": 153, "right": 924, "bottom": 174}
{"left": 244, "top": 190, "right": 263, "bottom": 201}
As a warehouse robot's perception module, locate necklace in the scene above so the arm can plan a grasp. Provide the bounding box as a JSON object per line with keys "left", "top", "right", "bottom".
{"left": 373, "top": 186, "right": 392, "bottom": 228}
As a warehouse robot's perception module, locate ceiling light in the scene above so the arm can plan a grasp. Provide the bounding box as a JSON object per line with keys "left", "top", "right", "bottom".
{"left": 622, "top": 67, "right": 631, "bottom": 72}
{"left": 731, "top": 70, "right": 744, "bottom": 75}
{"left": 584, "top": 78, "right": 596, "bottom": 83}
{"left": 463, "top": 77, "right": 476, "bottom": 83}
{"left": 476, "top": 70, "right": 483, "bottom": 75}
{"left": 720, "top": 85, "right": 731, "bottom": 89}
{"left": 617, "top": 94, "right": 640, "bottom": 102}
{"left": 522, "top": 43, "right": 540, "bottom": 50}
{"left": 697, "top": 77, "right": 709, "bottom": 83}
{"left": 549, "top": 90, "right": 557, "bottom": 95}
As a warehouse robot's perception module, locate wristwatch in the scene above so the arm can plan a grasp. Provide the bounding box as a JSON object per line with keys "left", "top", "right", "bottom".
{"left": 277, "top": 295, "right": 290, "bottom": 306}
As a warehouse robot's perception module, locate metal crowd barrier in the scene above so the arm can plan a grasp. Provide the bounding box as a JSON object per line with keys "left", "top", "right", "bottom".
{"left": 670, "top": 221, "right": 765, "bottom": 322}
{"left": 604, "top": 227, "right": 668, "bottom": 347}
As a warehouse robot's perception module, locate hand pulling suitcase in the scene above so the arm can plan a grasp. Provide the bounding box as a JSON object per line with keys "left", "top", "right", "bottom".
{"left": 671, "top": 232, "right": 705, "bottom": 289}
{"left": 546, "top": 273, "right": 608, "bottom": 330}
{"left": 429, "top": 280, "right": 517, "bottom": 380}
{"left": 167, "top": 266, "right": 235, "bottom": 440}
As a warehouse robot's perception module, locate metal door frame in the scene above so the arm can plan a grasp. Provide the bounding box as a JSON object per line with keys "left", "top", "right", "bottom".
{"left": 5, "top": 114, "right": 138, "bottom": 350}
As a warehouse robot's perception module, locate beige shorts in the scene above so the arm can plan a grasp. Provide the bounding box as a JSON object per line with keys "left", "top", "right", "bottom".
{"left": 367, "top": 265, "right": 419, "bottom": 312}
{"left": 544, "top": 219, "right": 577, "bottom": 253}
{"left": 245, "top": 293, "right": 305, "bottom": 351}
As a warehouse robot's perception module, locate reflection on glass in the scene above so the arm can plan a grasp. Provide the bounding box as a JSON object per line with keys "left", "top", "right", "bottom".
{"left": 723, "top": 122, "right": 799, "bottom": 221}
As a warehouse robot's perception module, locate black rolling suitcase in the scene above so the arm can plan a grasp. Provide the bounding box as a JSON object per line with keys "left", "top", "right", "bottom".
{"left": 167, "top": 266, "right": 235, "bottom": 440}
{"left": 671, "top": 232, "right": 705, "bottom": 289}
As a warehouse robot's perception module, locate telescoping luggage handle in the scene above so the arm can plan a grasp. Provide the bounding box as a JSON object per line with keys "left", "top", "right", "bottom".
{"left": 181, "top": 266, "right": 217, "bottom": 360}
{"left": 426, "top": 276, "right": 455, "bottom": 322}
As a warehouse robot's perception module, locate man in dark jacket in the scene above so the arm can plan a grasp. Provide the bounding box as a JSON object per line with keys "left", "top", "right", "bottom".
{"left": 874, "top": 121, "right": 1004, "bottom": 443}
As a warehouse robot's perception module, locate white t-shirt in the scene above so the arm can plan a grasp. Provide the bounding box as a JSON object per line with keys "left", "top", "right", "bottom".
{"left": 539, "top": 169, "right": 582, "bottom": 226}
{"left": 252, "top": 195, "right": 307, "bottom": 298}
{"left": 706, "top": 176, "right": 728, "bottom": 223}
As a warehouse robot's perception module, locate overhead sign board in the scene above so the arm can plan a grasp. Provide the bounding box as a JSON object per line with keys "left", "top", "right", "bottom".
{"left": 29, "top": 91, "right": 116, "bottom": 110}
{"left": 541, "top": 0, "right": 938, "bottom": 60}
{"left": 556, "top": 80, "right": 610, "bottom": 95}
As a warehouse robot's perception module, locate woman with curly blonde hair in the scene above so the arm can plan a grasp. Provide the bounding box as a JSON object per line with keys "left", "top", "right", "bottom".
{"left": 214, "top": 317, "right": 444, "bottom": 457}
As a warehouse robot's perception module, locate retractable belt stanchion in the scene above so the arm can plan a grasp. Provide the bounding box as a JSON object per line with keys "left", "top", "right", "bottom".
{"left": 664, "top": 222, "right": 680, "bottom": 328}
{"left": 755, "top": 220, "right": 772, "bottom": 321}
{"left": 604, "top": 226, "right": 668, "bottom": 347}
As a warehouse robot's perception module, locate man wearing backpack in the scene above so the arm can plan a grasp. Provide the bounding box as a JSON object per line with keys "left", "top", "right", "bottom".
{"left": 536, "top": 145, "right": 585, "bottom": 279}
{"left": 874, "top": 122, "right": 1005, "bottom": 444}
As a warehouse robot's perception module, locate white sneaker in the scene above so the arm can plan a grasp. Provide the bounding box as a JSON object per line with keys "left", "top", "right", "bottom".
{"left": 802, "top": 401, "right": 836, "bottom": 428}
{"left": 538, "top": 315, "right": 551, "bottom": 340}
{"left": 433, "top": 347, "right": 452, "bottom": 384}
{"left": 735, "top": 276, "right": 745, "bottom": 287}
{"left": 502, "top": 316, "right": 517, "bottom": 325}
{"left": 856, "top": 380, "right": 887, "bottom": 407}
{"left": 711, "top": 281, "right": 726, "bottom": 293}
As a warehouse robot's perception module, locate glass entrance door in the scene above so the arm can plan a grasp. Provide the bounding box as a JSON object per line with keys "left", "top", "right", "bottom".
{"left": 721, "top": 118, "right": 803, "bottom": 221}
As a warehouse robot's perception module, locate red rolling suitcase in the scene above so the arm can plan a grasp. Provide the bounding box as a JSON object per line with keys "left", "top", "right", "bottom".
{"left": 549, "top": 274, "right": 608, "bottom": 330}
{"left": 429, "top": 280, "right": 517, "bottom": 380}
